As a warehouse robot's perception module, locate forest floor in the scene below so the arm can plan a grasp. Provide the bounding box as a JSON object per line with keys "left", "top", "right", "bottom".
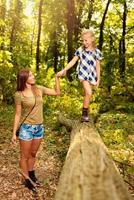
{"left": 0, "top": 125, "right": 64, "bottom": 200}
{"left": 0, "top": 104, "right": 134, "bottom": 200}
{"left": 0, "top": 105, "right": 68, "bottom": 200}
{"left": 0, "top": 139, "right": 62, "bottom": 200}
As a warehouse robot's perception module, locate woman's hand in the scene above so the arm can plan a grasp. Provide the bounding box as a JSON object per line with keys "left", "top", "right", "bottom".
{"left": 11, "top": 134, "right": 17, "bottom": 145}
{"left": 56, "top": 69, "right": 66, "bottom": 77}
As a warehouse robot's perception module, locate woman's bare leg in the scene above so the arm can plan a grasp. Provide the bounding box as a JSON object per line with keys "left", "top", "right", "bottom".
{"left": 28, "top": 138, "right": 42, "bottom": 171}
{"left": 19, "top": 140, "right": 33, "bottom": 176}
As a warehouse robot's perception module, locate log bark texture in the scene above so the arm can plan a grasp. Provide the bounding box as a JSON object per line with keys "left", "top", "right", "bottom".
{"left": 55, "top": 116, "right": 132, "bottom": 200}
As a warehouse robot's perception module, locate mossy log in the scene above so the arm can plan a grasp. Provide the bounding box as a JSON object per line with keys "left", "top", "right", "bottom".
{"left": 55, "top": 115, "right": 132, "bottom": 200}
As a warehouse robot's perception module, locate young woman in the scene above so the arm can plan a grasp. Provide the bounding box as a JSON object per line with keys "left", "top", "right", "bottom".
{"left": 11, "top": 69, "right": 60, "bottom": 192}
{"left": 57, "top": 29, "right": 102, "bottom": 122}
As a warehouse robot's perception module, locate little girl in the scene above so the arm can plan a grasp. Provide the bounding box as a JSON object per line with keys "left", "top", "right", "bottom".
{"left": 57, "top": 29, "right": 102, "bottom": 122}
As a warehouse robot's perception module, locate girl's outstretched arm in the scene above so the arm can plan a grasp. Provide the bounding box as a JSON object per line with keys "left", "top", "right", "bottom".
{"left": 57, "top": 56, "right": 79, "bottom": 77}
{"left": 42, "top": 75, "right": 61, "bottom": 96}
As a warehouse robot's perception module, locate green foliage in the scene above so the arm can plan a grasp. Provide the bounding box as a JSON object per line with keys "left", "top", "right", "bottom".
{"left": 96, "top": 111, "right": 134, "bottom": 164}
{"left": 45, "top": 130, "right": 70, "bottom": 162}
{"left": 0, "top": 50, "right": 15, "bottom": 103}
{"left": 0, "top": 0, "right": 133, "bottom": 98}
{"left": 0, "top": 104, "right": 14, "bottom": 141}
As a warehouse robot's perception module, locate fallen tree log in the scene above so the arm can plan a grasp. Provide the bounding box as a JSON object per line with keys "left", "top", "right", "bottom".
{"left": 55, "top": 115, "right": 132, "bottom": 200}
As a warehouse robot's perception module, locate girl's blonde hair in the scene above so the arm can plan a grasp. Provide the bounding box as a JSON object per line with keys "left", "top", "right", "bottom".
{"left": 81, "top": 29, "right": 96, "bottom": 49}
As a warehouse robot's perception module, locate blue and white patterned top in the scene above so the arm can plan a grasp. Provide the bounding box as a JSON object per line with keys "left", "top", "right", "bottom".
{"left": 75, "top": 47, "right": 102, "bottom": 85}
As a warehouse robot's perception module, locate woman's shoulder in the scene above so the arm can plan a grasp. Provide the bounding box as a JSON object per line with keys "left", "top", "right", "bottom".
{"left": 15, "top": 91, "right": 21, "bottom": 98}
{"left": 37, "top": 85, "right": 46, "bottom": 96}
{"left": 14, "top": 91, "right": 22, "bottom": 104}
{"left": 36, "top": 85, "right": 46, "bottom": 95}
{"left": 36, "top": 85, "right": 43, "bottom": 90}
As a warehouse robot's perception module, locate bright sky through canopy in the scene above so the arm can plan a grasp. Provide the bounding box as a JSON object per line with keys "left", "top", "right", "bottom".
{"left": 24, "top": 1, "right": 33, "bottom": 17}
{"left": 6, "top": 0, "right": 33, "bottom": 16}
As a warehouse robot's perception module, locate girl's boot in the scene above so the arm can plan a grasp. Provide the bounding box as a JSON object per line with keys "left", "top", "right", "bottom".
{"left": 81, "top": 107, "right": 89, "bottom": 122}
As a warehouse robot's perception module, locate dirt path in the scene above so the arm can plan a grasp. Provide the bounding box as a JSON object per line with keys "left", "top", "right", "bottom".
{"left": 0, "top": 134, "right": 62, "bottom": 200}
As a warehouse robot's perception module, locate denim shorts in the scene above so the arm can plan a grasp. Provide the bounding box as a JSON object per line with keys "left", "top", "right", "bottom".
{"left": 18, "top": 123, "right": 44, "bottom": 141}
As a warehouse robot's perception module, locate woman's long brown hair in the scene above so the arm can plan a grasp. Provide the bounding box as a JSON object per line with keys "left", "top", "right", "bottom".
{"left": 17, "top": 69, "right": 39, "bottom": 96}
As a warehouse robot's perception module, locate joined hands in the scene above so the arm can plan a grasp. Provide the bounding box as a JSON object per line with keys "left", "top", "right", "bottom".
{"left": 56, "top": 69, "right": 67, "bottom": 77}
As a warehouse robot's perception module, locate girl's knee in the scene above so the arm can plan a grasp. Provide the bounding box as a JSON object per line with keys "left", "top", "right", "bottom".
{"left": 30, "top": 151, "right": 36, "bottom": 158}
{"left": 82, "top": 81, "right": 92, "bottom": 96}
{"left": 85, "top": 90, "right": 92, "bottom": 97}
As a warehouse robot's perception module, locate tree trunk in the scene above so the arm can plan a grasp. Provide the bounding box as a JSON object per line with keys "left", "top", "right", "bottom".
{"left": 9, "top": 0, "right": 23, "bottom": 66}
{"left": 0, "top": 0, "right": 6, "bottom": 50}
{"left": 74, "top": 0, "right": 85, "bottom": 43}
{"left": 98, "top": 0, "right": 111, "bottom": 51}
{"left": 119, "top": 1, "right": 127, "bottom": 79}
{"left": 106, "top": 32, "right": 114, "bottom": 93}
{"left": 66, "top": 0, "right": 76, "bottom": 81}
{"left": 53, "top": 43, "right": 58, "bottom": 73}
{"left": 10, "top": 22, "right": 16, "bottom": 52}
{"left": 30, "top": 23, "right": 36, "bottom": 56}
{"left": 36, "top": 0, "right": 43, "bottom": 72}
{"left": 87, "top": 0, "right": 94, "bottom": 24}
{"left": 55, "top": 115, "right": 132, "bottom": 200}
{"left": 52, "top": 31, "right": 58, "bottom": 73}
